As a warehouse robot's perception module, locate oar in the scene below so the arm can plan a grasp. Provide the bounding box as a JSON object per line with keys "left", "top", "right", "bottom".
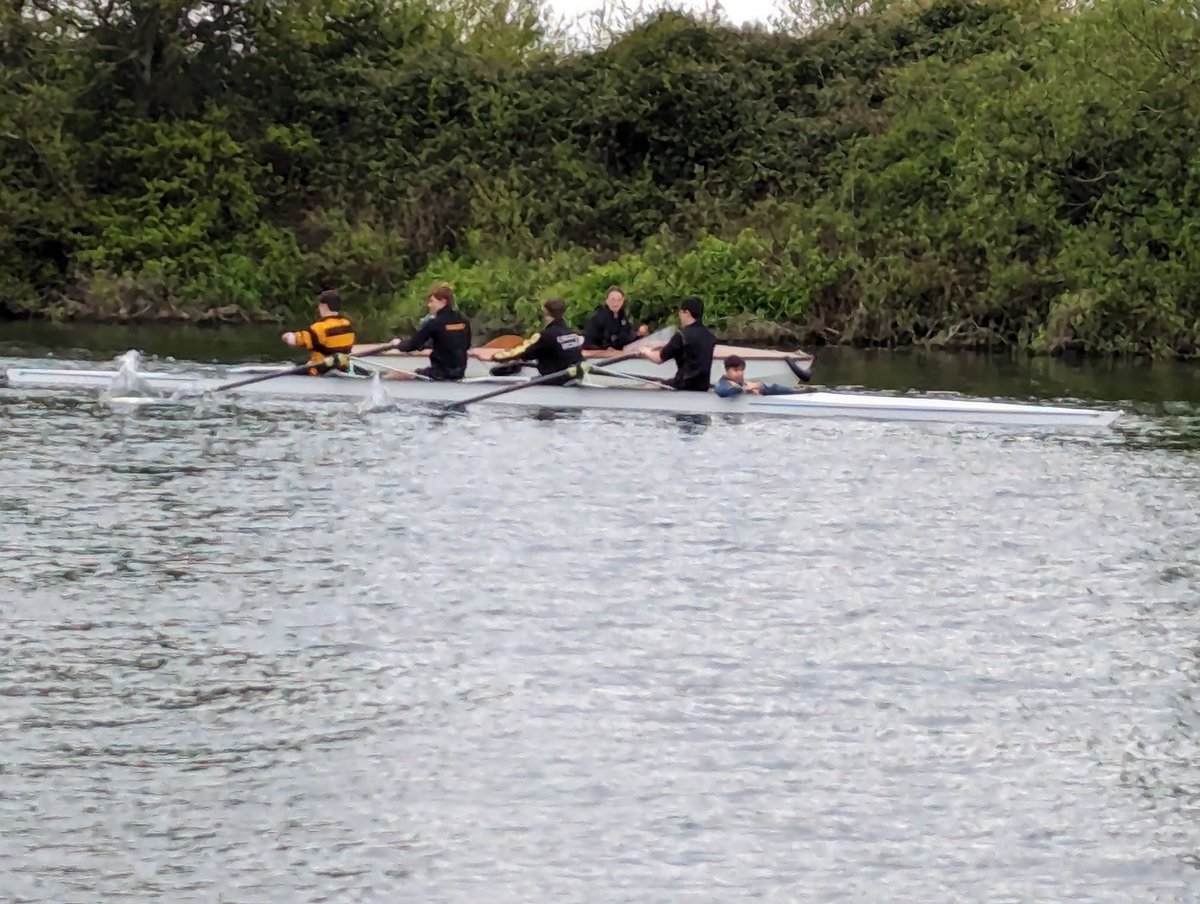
{"left": 482, "top": 334, "right": 525, "bottom": 350}
{"left": 354, "top": 333, "right": 523, "bottom": 357}
{"left": 208, "top": 356, "right": 345, "bottom": 392}
{"left": 445, "top": 352, "right": 642, "bottom": 411}
{"left": 787, "top": 356, "right": 815, "bottom": 383}
{"left": 585, "top": 368, "right": 676, "bottom": 389}
{"left": 347, "top": 356, "right": 433, "bottom": 380}
{"left": 211, "top": 345, "right": 394, "bottom": 393}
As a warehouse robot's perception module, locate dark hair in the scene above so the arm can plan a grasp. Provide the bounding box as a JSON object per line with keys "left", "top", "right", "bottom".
{"left": 606, "top": 285, "right": 625, "bottom": 299}
{"left": 724, "top": 355, "right": 746, "bottom": 370}
{"left": 543, "top": 297, "right": 567, "bottom": 319}
{"left": 318, "top": 289, "right": 342, "bottom": 312}
{"left": 678, "top": 296, "right": 703, "bottom": 320}
{"left": 428, "top": 283, "right": 454, "bottom": 305}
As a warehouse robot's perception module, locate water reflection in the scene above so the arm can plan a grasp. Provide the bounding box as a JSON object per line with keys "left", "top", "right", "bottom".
{"left": 528, "top": 407, "right": 581, "bottom": 423}
{"left": 672, "top": 413, "right": 710, "bottom": 435}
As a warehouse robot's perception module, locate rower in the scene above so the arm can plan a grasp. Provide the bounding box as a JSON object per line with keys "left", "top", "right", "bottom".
{"left": 714, "top": 354, "right": 811, "bottom": 398}
{"left": 637, "top": 296, "right": 716, "bottom": 391}
{"left": 582, "top": 285, "right": 648, "bottom": 354}
{"left": 384, "top": 283, "right": 471, "bottom": 381}
{"left": 282, "top": 289, "right": 356, "bottom": 376}
{"left": 482, "top": 298, "right": 584, "bottom": 385}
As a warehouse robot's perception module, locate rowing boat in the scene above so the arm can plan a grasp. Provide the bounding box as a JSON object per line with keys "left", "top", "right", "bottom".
{"left": 0, "top": 365, "right": 1123, "bottom": 428}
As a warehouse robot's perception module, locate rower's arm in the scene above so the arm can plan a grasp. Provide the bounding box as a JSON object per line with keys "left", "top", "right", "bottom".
{"left": 642, "top": 332, "right": 682, "bottom": 365}
{"left": 713, "top": 377, "right": 743, "bottom": 398}
{"left": 394, "top": 319, "right": 437, "bottom": 353}
{"left": 292, "top": 328, "right": 316, "bottom": 350}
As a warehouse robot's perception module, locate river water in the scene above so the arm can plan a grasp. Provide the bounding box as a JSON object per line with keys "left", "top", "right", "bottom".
{"left": 1, "top": 323, "right": 1199, "bottom": 902}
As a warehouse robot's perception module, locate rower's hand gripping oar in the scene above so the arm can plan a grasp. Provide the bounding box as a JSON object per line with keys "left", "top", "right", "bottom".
{"left": 444, "top": 352, "right": 642, "bottom": 412}
{"left": 211, "top": 345, "right": 394, "bottom": 393}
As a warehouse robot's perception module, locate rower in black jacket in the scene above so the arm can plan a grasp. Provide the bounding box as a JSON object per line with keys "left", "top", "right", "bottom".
{"left": 638, "top": 296, "right": 717, "bottom": 391}
{"left": 384, "top": 283, "right": 471, "bottom": 381}
{"left": 487, "top": 298, "right": 584, "bottom": 385}
{"left": 582, "top": 286, "right": 649, "bottom": 352}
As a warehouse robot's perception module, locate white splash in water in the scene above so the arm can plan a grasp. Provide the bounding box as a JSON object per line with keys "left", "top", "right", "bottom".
{"left": 358, "top": 372, "right": 391, "bottom": 413}
{"left": 106, "top": 349, "right": 147, "bottom": 395}
{"left": 115, "top": 348, "right": 142, "bottom": 368}
{"left": 97, "top": 349, "right": 153, "bottom": 405}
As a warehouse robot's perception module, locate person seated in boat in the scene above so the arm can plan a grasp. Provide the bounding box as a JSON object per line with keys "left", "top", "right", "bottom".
{"left": 637, "top": 296, "right": 716, "bottom": 391}
{"left": 714, "top": 354, "right": 806, "bottom": 397}
{"left": 582, "top": 285, "right": 649, "bottom": 355}
{"left": 384, "top": 283, "right": 472, "bottom": 381}
{"left": 482, "top": 298, "right": 584, "bottom": 385}
{"left": 282, "top": 289, "right": 356, "bottom": 376}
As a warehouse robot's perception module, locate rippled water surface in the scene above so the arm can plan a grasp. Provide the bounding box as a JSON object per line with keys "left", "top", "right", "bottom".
{"left": 2, "top": 337, "right": 1200, "bottom": 902}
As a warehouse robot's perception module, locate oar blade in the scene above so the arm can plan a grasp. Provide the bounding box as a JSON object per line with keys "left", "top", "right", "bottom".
{"left": 481, "top": 334, "right": 525, "bottom": 350}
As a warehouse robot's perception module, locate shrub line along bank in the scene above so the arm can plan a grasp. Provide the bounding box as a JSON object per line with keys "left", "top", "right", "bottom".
{"left": 3, "top": 0, "right": 1198, "bottom": 355}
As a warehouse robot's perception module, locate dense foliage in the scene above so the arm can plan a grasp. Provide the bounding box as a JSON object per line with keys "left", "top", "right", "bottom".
{"left": 2, "top": 0, "right": 1198, "bottom": 353}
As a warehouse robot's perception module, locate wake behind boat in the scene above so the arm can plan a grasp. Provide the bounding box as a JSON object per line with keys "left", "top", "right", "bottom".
{"left": 0, "top": 359, "right": 1123, "bottom": 428}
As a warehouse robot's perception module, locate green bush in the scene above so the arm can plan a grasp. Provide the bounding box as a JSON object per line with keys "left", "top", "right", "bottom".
{"left": 3, "top": 0, "right": 1200, "bottom": 355}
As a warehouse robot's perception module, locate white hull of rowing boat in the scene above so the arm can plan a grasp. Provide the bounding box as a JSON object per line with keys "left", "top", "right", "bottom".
{"left": 0, "top": 366, "right": 1122, "bottom": 428}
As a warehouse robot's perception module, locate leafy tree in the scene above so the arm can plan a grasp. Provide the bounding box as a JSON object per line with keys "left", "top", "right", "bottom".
{"left": 3, "top": 0, "right": 1199, "bottom": 355}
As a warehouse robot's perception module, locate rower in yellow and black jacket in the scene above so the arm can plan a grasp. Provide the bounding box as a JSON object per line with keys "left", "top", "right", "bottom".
{"left": 282, "top": 289, "right": 356, "bottom": 375}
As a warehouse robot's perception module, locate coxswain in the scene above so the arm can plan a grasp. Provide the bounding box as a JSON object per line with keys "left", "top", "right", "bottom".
{"left": 282, "top": 289, "right": 356, "bottom": 375}
{"left": 582, "top": 285, "right": 649, "bottom": 354}
{"left": 714, "top": 354, "right": 812, "bottom": 398}
{"left": 637, "top": 296, "right": 717, "bottom": 391}
{"left": 384, "top": 283, "right": 472, "bottom": 381}
{"left": 483, "top": 298, "right": 584, "bottom": 385}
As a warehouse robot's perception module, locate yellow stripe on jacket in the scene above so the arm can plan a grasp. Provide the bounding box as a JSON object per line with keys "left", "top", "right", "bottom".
{"left": 491, "top": 332, "right": 541, "bottom": 363}
{"left": 294, "top": 315, "right": 355, "bottom": 374}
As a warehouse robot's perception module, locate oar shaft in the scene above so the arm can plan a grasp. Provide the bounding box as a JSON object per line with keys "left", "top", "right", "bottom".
{"left": 446, "top": 352, "right": 642, "bottom": 411}
{"left": 588, "top": 362, "right": 676, "bottom": 386}
{"left": 444, "top": 366, "right": 578, "bottom": 409}
{"left": 213, "top": 344, "right": 393, "bottom": 393}
{"left": 213, "top": 359, "right": 328, "bottom": 392}
{"left": 353, "top": 341, "right": 395, "bottom": 357}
